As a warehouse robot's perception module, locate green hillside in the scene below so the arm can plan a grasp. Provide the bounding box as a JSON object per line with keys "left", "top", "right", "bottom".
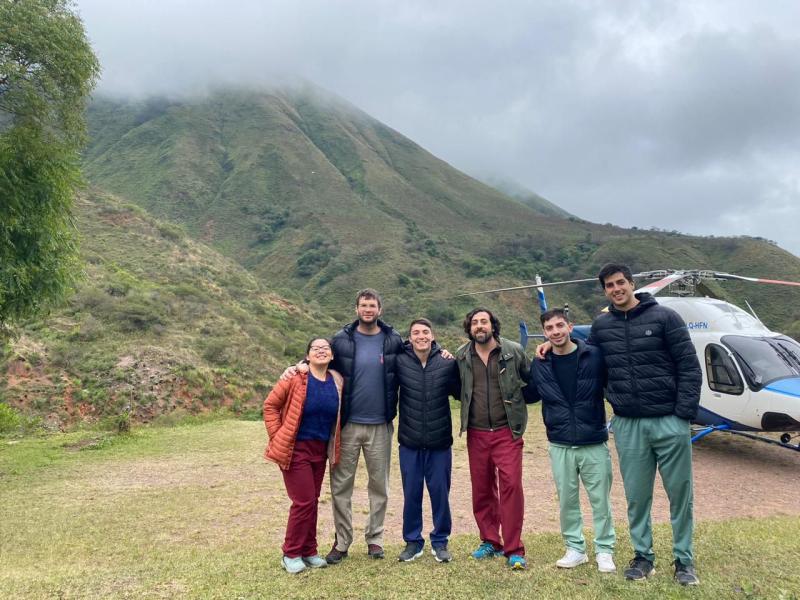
{"left": 1, "top": 190, "right": 335, "bottom": 427}
{"left": 83, "top": 86, "right": 800, "bottom": 334}
{"left": 4, "top": 84, "right": 800, "bottom": 428}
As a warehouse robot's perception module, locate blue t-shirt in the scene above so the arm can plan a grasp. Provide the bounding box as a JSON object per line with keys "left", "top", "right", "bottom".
{"left": 348, "top": 330, "right": 387, "bottom": 424}
{"left": 296, "top": 373, "right": 339, "bottom": 441}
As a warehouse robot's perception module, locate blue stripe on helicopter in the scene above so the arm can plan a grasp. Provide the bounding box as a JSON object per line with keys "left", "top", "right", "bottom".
{"left": 692, "top": 406, "right": 757, "bottom": 431}
{"left": 763, "top": 377, "right": 800, "bottom": 398}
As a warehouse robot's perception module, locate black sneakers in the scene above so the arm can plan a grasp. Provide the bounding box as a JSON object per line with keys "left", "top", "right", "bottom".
{"left": 674, "top": 560, "right": 700, "bottom": 586}
{"left": 624, "top": 556, "right": 656, "bottom": 580}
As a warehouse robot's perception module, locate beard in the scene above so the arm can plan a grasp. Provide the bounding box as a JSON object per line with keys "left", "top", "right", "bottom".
{"left": 471, "top": 330, "right": 493, "bottom": 344}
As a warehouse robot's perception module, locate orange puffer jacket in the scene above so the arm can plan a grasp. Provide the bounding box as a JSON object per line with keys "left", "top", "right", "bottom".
{"left": 263, "top": 370, "right": 343, "bottom": 470}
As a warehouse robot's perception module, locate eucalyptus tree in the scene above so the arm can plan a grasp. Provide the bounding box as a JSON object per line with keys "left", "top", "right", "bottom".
{"left": 0, "top": 0, "right": 100, "bottom": 327}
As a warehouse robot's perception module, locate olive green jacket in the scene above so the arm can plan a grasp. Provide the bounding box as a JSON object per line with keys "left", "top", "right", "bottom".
{"left": 455, "top": 336, "right": 532, "bottom": 439}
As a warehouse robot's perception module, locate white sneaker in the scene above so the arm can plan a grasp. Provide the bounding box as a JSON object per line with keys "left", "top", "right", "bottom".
{"left": 556, "top": 548, "right": 588, "bottom": 568}
{"left": 596, "top": 552, "right": 616, "bottom": 573}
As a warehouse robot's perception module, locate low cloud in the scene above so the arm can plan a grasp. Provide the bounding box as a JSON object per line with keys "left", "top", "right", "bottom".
{"left": 77, "top": 0, "right": 800, "bottom": 256}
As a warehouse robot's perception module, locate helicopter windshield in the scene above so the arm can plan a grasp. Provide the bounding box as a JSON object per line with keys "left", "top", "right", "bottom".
{"left": 721, "top": 335, "right": 800, "bottom": 391}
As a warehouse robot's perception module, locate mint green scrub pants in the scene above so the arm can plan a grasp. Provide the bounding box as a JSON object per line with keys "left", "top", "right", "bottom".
{"left": 548, "top": 442, "right": 615, "bottom": 555}
{"left": 611, "top": 414, "right": 694, "bottom": 565}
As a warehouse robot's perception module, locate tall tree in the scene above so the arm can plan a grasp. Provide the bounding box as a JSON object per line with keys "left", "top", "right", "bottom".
{"left": 0, "top": 0, "right": 100, "bottom": 327}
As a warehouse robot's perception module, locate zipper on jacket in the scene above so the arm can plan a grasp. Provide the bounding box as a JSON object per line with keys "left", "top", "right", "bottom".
{"left": 570, "top": 351, "right": 578, "bottom": 444}
{"left": 486, "top": 357, "right": 493, "bottom": 430}
{"left": 422, "top": 357, "right": 428, "bottom": 448}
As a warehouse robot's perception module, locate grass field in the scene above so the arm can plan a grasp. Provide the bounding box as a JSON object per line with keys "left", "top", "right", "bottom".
{"left": 2, "top": 416, "right": 799, "bottom": 599}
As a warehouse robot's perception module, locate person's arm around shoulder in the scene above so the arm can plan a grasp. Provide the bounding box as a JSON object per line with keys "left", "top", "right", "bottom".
{"left": 516, "top": 343, "right": 531, "bottom": 383}
{"left": 329, "top": 369, "right": 344, "bottom": 400}
{"left": 525, "top": 360, "right": 541, "bottom": 404}
{"left": 663, "top": 308, "right": 702, "bottom": 420}
{"left": 447, "top": 357, "right": 462, "bottom": 400}
{"left": 263, "top": 376, "right": 294, "bottom": 438}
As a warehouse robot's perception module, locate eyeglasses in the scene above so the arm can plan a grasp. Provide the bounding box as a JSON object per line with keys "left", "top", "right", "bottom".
{"left": 309, "top": 345, "right": 331, "bottom": 352}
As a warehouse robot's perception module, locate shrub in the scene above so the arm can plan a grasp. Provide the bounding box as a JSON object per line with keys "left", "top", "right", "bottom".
{"left": 0, "top": 403, "right": 21, "bottom": 434}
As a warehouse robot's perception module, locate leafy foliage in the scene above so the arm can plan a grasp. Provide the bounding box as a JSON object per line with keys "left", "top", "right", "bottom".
{"left": 0, "top": 0, "right": 100, "bottom": 325}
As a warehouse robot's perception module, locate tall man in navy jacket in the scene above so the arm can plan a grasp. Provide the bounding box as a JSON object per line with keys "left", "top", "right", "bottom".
{"left": 528, "top": 308, "right": 616, "bottom": 574}
{"left": 590, "top": 264, "right": 702, "bottom": 585}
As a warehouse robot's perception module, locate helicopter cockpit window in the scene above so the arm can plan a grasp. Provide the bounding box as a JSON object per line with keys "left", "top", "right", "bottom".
{"left": 705, "top": 344, "right": 744, "bottom": 395}
{"left": 721, "top": 335, "right": 800, "bottom": 391}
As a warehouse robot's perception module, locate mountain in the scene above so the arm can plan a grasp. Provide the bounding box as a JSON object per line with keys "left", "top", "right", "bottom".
{"left": 4, "top": 84, "right": 800, "bottom": 426}
{"left": 478, "top": 176, "right": 574, "bottom": 219}
{"left": 82, "top": 85, "right": 800, "bottom": 333}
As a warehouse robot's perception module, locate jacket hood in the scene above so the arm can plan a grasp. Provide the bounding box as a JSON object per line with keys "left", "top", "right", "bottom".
{"left": 343, "top": 318, "right": 395, "bottom": 336}
{"left": 402, "top": 339, "right": 441, "bottom": 359}
{"left": 540, "top": 337, "right": 589, "bottom": 362}
{"left": 609, "top": 291, "right": 658, "bottom": 317}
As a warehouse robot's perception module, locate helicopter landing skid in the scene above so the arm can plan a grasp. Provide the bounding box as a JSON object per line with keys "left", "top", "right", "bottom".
{"left": 692, "top": 424, "right": 800, "bottom": 451}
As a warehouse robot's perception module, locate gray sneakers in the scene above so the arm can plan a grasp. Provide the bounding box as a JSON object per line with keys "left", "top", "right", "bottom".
{"left": 431, "top": 546, "right": 452, "bottom": 563}
{"left": 398, "top": 542, "right": 424, "bottom": 562}
{"left": 674, "top": 560, "right": 700, "bottom": 586}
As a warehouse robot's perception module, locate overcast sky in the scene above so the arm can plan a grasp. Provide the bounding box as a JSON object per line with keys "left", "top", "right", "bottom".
{"left": 76, "top": 0, "right": 800, "bottom": 258}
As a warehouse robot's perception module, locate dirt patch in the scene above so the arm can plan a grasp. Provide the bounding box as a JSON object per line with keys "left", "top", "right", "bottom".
{"left": 308, "top": 428, "right": 800, "bottom": 548}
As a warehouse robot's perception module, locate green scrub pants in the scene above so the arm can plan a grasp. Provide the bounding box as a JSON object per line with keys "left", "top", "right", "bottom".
{"left": 612, "top": 414, "right": 694, "bottom": 565}
{"left": 548, "top": 442, "right": 615, "bottom": 555}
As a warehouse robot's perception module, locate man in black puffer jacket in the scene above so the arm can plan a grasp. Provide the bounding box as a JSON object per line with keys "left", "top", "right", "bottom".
{"left": 528, "top": 308, "right": 616, "bottom": 574}
{"left": 395, "top": 318, "right": 460, "bottom": 564}
{"left": 327, "top": 289, "right": 404, "bottom": 563}
{"left": 591, "top": 264, "right": 702, "bottom": 586}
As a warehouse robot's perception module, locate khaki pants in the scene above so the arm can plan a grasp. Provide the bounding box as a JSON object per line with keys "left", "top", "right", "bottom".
{"left": 331, "top": 421, "right": 394, "bottom": 551}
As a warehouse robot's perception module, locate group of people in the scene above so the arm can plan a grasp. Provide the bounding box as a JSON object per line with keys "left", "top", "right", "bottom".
{"left": 263, "top": 262, "right": 703, "bottom": 586}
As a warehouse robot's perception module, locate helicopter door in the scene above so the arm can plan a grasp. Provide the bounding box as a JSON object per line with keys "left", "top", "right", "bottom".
{"left": 703, "top": 343, "right": 749, "bottom": 424}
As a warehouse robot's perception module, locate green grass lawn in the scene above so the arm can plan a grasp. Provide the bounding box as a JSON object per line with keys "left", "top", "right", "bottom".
{"left": 2, "top": 419, "right": 798, "bottom": 599}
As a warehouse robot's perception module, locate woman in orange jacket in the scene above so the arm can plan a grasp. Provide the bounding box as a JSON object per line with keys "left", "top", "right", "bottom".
{"left": 264, "top": 337, "right": 343, "bottom": 574}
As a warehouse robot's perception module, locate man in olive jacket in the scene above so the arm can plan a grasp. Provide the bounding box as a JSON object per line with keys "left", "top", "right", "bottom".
{"left": 455, "top": 307, "right": 532, "bottom": 570}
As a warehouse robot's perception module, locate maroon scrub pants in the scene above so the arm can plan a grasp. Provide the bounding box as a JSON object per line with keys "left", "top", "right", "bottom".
{"left": 466, "top": 427, "right": 526, "bottom": 556}
{"left": 281, "top": 439, "right": 328, "bottom": 557}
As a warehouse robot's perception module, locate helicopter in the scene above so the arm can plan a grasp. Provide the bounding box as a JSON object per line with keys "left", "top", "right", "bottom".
{"left": 458, "top": 270, "right": 800, "bottom": 452}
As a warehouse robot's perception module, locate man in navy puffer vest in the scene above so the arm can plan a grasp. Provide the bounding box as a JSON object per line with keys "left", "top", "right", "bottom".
{"left": 395, "top": 318, "right": 460, "bottom": 564}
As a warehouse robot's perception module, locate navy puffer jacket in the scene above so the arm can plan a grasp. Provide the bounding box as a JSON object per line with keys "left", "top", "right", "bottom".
{"left": 528, "top": 340, "right": 608, "bottom": 445}
{"left": 396, "top": 341, "right": 460, "bottom": 449}
{"left": 331, "top": 319, "right": 404, "bottom": 426}
{"left": 589, "top": 293, "right": 701, "bottom": 420}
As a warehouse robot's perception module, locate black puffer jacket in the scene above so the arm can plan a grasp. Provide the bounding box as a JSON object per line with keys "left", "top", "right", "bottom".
{"left": 528, "top": 340, "right": 608, "bottom": 446}
{"left": 331, "top": 319, "right": 404, "bottom": 426}
{"left": 589, "top": 292, "right": 701, "bottom": 420}
{"left": 396, "top": 341, "right": 460, "bottom": 450}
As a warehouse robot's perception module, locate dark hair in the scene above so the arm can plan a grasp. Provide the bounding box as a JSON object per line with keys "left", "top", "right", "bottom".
{"left": 408, "top": 317, "right": 433, "bottom": 335}
{"left": 306, "top": 337, "right": 333, "bottom": 355}
{"left": 355, "top": 288, "right": 382, "bottom": 309}
{"left": 540, "top": 308, "right": 571, "bottom": 326}
{"left": 463, "top": 307, "right": 501, "bottom": 340}
{"left": 597, "top": 263, "right": 634, "bottom": 287}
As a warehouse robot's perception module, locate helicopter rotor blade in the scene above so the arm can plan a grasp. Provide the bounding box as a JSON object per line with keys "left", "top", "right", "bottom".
{"left": 636, "top": 271, "right": 694, "bottom": 295}
{"left": 454, "top": 277, "right": 596, "bottom": 298}
{"left": 711, "top": 272, "right": 800, "bottom": 287}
